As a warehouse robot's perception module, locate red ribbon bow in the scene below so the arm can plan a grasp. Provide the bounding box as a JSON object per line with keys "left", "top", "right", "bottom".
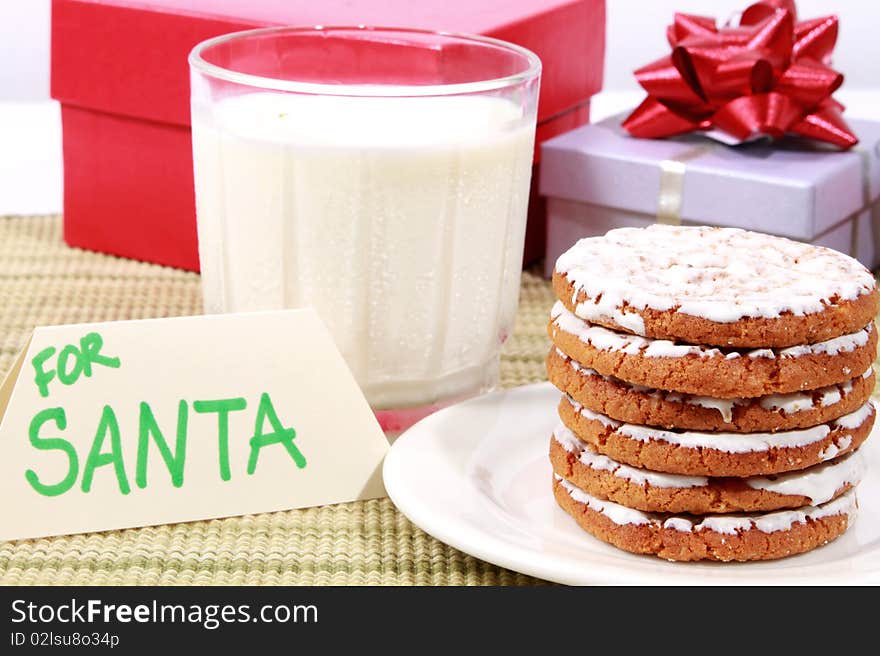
{"left": 622, "top": 0, "right": 857, "bottom": 148}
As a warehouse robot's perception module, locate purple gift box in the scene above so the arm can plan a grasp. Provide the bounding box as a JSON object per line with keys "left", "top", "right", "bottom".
{"left": 539, "top": 114, "right": 880, "bottom": 276}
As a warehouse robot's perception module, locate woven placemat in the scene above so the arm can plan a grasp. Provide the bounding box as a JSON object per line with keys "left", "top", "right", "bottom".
{"left": 0, "top": 215, "right": 554, "bottom": 585}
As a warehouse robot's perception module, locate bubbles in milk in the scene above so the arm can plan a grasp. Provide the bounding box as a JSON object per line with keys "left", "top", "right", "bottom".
{"left": 192, "top": 92, "right": 535, "bottom": 408}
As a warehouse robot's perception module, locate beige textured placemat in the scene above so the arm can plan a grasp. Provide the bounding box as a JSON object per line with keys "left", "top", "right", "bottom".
{"left": 0, "top": 215, "right": 555, "bottom": 585}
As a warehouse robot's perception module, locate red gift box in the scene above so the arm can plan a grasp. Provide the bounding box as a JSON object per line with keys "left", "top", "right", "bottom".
{"left": 51, "top": 0, "right": 605, "bottom": 271}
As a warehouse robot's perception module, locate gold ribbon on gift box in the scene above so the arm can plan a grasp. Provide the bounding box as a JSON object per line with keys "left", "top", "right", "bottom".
{"left": 656, "top": 144, "right": 715, "bottom": 225}
{"left": 655, "top": 141, "right": 878, "bottom": 258}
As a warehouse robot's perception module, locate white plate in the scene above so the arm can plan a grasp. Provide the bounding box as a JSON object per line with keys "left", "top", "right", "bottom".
{"left": 383, "top": 382, "right": 880, "bottom": 585}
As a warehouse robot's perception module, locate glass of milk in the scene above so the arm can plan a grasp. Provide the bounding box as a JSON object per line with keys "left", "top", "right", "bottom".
{"left": 189, "top": 27, "right": 540, "bottom": 431}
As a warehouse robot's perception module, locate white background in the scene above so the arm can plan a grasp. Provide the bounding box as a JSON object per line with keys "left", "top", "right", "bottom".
{"left": 0, "top": 0, "right": 878, "bottom": 213}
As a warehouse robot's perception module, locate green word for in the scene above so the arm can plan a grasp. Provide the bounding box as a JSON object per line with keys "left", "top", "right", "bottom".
{"left": 25, "top": 392, "right": 306, "bottom": 497}
{"left": 31, "top": 332, "right": 120, "bottom": 398}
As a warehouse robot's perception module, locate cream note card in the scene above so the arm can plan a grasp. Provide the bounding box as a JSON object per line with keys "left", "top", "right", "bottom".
{"left": 0, "top": 309, "right": 389, "bottom": 541}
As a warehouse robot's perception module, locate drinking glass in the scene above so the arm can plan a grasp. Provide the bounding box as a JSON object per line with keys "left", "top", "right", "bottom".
{"left": 189, "top": 26, "right": 541, "bottom": 431}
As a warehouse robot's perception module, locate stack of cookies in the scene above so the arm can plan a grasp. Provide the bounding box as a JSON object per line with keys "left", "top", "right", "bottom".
{"left": 547, "top": 225, "right": 879, "bottom": 562}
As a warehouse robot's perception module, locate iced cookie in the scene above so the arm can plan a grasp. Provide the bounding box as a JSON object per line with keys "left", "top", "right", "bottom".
{"left": 549, "top": 301, "right": 876, "bottom": 398}
{"left": 558, "top": 395, "right": 874, "bottom": 477}
{"left": 546, "top": 346, "right": 875, "bottom": 432}
{"left": 552, "top": 474, "right": 856, "bottom": 562}
{"left": 553, "top": 225, "right": 879, "bottom": 348}
{"left": 550, "top": 423, "right": 865, "bottom": 514}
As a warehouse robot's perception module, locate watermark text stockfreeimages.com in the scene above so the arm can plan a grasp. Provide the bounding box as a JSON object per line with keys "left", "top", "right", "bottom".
{"left": 10, "top": 598, "right": 318, "bottom": 631}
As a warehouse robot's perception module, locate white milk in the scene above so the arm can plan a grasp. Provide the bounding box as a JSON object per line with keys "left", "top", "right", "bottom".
{"left": 192, "top": 93, "right": 535, "bottom": 409}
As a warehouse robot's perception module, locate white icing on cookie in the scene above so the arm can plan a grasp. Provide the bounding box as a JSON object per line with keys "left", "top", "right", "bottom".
{"left": 819, "top": 386, "right": 843, "bottom": 407}
{"left": 694, "top": 515, "right": 754, "bottom": 535}
{"left": 685, "top": 492, "right": 858, "bottom": 534}
{"left": 556, "top": 474, "right": 857, "bottom": 534}
{"left": 556, "top": 475, "right": 654, "bottom": 526}
{"left": 662, "top": 517, "right": 693, "bottom": 532}
{"left": 561, "top": 348, "right": 601, "bottom": 377}
{"left": 778, "top": 327, "right": 873, "bottom": 357}
{"left": 573, "top": 296, "right": 646, "bottom": 336}
{"left": 552, "top": 302, "right": 676, "bottom": 356}
{"left": 552, "top": 301, "right": 873, "bottom": 360}
{"left": 758, "top": 392, "right": 813, "bottom": 413}
{"left": 566, "top": 396, "right": 621, "bottom": 429}
{"left": 665, "top": 393, "right": 737, "bottom": 423}
{"left": 554, "top": 424, "right": 709, "bottom": 488}
{"left": 834, "top": 401, "right": 874, "bottom": 429}
{"left": 555, "top": 225, "right": 875, "bottom": 324}
{"left": 745, "top": 451, "right": 865, "bottom": 505}
{"left": 568, "top": 396, "right": 873, "bottom": 454}
{"left": 554, "top": 425, "right": 864, "bottom": 504}
{"left": 819, "top": 436, "right": 852, "bottom": 462}
{"left": 555, "top": 347, "right": 872, "bottom": 422}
